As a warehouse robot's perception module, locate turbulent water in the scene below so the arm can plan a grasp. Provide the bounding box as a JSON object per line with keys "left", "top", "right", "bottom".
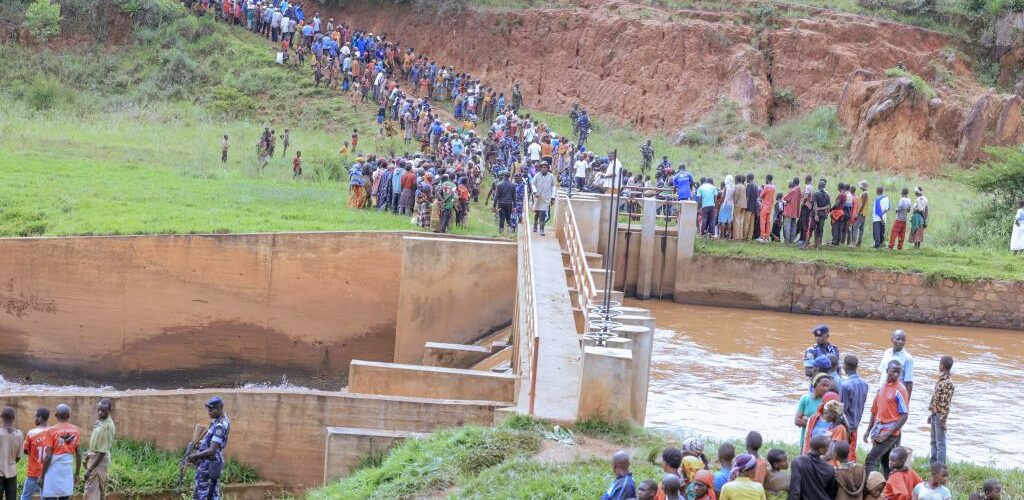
{"left": 0, "top": 375, "right": 112, "bottom": 393}
{"left": 635, "top": 300, "right": 1024, "bottom": 468}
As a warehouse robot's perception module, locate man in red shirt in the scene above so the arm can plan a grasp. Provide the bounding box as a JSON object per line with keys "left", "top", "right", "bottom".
{"left": 21, "top": 407, "right": 50, "bottom": 500}
{"left": 39, "top": 404, "right": 81, "bottom": 500}
{"left": 863, "top": 360, "right": 910, "bottom": 477}
{"left": 782, "top": 179, "right": 802, "bottom": 243}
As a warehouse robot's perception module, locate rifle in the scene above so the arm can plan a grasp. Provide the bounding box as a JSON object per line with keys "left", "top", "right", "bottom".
{"left": 176, "top": 424, "right": 209, "bottom": 489}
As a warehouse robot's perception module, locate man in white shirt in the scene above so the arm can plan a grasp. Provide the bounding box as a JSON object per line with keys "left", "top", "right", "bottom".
{"left": 878, "top": 329, "right": 914, "bottom": 397}
{"left": 871, "top": 185, "right": 890, "bottom": 249}
{"left": 573, "top": 155, "right": 589, "bottom": 191}
{"left": 600, "top": 154, "right": 623, "bottom": 193}
{"left": 527, "top": 141, "right": 542, "bottom": 169}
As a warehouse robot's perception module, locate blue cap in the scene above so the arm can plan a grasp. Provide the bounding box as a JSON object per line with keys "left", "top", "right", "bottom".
{"left": 205, "top": 396, "right": 224, "bottom": 408}
{"left": 813, "top": 355, "right": 831, "bottom": 371}
{"left": 812, "top": 324, "right": 829, "bottom": 336}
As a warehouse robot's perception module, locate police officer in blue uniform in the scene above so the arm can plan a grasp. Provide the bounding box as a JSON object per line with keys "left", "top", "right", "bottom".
{"left": 188, "top": 397, "right": 231, "bottom": 500}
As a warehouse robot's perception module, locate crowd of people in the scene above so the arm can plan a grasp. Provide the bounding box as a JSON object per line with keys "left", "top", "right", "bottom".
{"left": 600, "top": 327, "right": 1005, "bottom": 500}
{"left": 0, "top": 397, "right": 228, "bottom": 500}
{"left": 180, "top": 0, "right": 1024, "bottom": 257}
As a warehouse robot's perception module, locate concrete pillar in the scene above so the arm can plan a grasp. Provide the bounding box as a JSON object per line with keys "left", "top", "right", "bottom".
{"left": 637, "top": 197, "right": 657, "bottom": 300}
{"left": 676, "top": 200, "right": 698, "bottom": 260}
{"left": 587, "top": 323, "right": 653, "bottom": 424}
{"left": 572, "top": 196, "right": 602, "bottom": 254}
{"left": 578, "top": 346, "right": 633, "bottom": 423}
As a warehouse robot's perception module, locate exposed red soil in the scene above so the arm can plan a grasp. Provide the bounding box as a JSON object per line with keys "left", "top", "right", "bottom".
{"left": 325, "top": 0, "right": 1024, "bottom": 171}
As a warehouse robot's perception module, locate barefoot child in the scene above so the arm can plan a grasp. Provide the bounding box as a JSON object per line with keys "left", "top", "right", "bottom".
{"left": 292, "top": 151, "right": 302, "bottom": 179}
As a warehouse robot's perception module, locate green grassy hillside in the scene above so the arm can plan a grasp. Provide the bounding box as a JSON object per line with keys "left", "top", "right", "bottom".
{"left": 0, "top": 0, "right": 498, "bottom": 238}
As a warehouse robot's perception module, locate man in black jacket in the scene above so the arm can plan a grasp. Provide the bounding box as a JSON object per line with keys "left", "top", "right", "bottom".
{"left": 745, "top": 173, "right": 759, "bottom": 240}
{"left": 492, "top": 170, "right": 517, "bottom": 234}
{"left": 789, "top": 435, "right": 837, "bottom": 500}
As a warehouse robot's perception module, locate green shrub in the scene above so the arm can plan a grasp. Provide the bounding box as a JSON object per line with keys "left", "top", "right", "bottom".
{"left": 209, "top": 85, "right": 256, "bottom": 118}
{"left": 772, "top": 87, "right": 798, "bottom": 106}
{"left": 25, "top": 78, "right": 63, "bottom": 111}
{"left": 24, "top": 0, "right": 62, "bottom": 41}
{"left": 884, "top": 67, "right": 938, "bottom": 99}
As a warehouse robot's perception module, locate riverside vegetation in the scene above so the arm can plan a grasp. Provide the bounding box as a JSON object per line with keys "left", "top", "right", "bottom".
{"left": 12, "top": 438, "right": 258, "bottom": 495}
{"left": 308, "top": 416, "right": 1023, "bottom": 500}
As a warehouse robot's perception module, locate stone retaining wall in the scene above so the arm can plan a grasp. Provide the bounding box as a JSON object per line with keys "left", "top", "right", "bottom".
{"left": 673, "top": 255, "right": 1024, "bottom": 330}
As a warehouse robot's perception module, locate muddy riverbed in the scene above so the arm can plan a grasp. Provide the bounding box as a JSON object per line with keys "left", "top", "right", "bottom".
{"left": 633, "top": 300, "right": 1023, "bottom": 467}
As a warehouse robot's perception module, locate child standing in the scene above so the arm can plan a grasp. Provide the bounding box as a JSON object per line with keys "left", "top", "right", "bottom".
{"left": 763, "top": 449, "right": 789, "bottom": 500}
{"left": 712, "top": 443, "right": 735, "bottom": 497}
{"left": 280, "top": 128, "right": 290, "bottom": 157}
{"left": 292, "top": 151, "right": 302, "bottom": 179}
{"left": 913, "top": 462, "right": 952, "bottom": 500}
{"left": 746, "top": 432, "right": 767, "bottom": 484}
{"left": 351, "top": 129, "right": 359, "bottom": 151}
{"left": 221, "top": 134, "right": 229, "bottom": 163}
{"left": 832, "top": 441, "right": 866, "bottom": 500}
{"left": 882, "top": 447, "right": 922, "bottom": 500}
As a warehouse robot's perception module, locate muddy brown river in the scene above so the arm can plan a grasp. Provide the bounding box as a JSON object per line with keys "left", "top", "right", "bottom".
{"left": 633, "top": 300, "right": 1024, "bottom": 467}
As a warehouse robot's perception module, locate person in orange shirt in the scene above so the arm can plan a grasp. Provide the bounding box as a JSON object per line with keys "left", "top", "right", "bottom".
{"left": 882, "top": 447, "right": 921, "bottom": 500}
{"left": 39, "top": 404, "right": 81, "bottom": 500}
{"left": 653, "top": 447, "right": 683, "bottom": 500}
{"left": 745, "top": 431, "right": 768, "bottom": 484}
{"left": 20, "top": 407, "right": 50, "bottom": 500}
{"left": 864, "top": 360, "right": 910, "bottom": 476}
{"left": 758, "top": 175, "right": 776, "bottom": 242}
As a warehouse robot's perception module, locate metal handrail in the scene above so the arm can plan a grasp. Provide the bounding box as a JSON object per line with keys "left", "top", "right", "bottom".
{"left": 561, "top": 196, "right": 597, "bottom": 316}
{"left": 511, "top": 192, "right": 540, "bottom": 415}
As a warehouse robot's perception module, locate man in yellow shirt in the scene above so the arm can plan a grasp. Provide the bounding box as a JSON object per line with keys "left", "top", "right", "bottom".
{"left": 83, "top": 399, "right": 115, "bottom": 500}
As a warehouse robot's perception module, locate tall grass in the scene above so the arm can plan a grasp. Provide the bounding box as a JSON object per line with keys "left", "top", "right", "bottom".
{"left": 307, "top": 418, "right": 1022, "bottom": 499}
{"left": 308, "top": 425, "right": 540, "bottom": 500}
{"left": 14, "top": 438, "right": 258, "bottom": 495}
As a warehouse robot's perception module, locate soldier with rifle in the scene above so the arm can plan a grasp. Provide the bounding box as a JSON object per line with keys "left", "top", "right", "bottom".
{"left": 511, "top": 83, "right": 523, "bottom": 112}
{"left": 181, "top": 397, "right": 231, "bottom": 500}
{"left": 640, "top": 139, "right": 654, "bottom": 174}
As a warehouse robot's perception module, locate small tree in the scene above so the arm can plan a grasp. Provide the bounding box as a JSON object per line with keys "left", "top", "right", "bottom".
{"left": 25, "top": 0, "right": 62, "bottom": 41}
{"left": 967, "top": 146, "right": 1024, "bottom": 207}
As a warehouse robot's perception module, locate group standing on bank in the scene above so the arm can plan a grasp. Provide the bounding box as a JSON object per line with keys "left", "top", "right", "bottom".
{"left": 0, "top": 397, "right": 228, "bottom": 500}
{"left": 600, "top": 326, "right": 1004, "bottom": 500}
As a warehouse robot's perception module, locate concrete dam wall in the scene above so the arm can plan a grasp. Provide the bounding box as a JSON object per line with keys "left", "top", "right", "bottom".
{"left": 671, "top": 255, "right": 1024, "bottom": 330}
{"left": 0, "top": 231, "right": 515, "bottom": 388}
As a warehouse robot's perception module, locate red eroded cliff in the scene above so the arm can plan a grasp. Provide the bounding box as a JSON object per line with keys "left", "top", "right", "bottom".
{"left": 325, "top": 0, "right": 1024, "bottom": 171}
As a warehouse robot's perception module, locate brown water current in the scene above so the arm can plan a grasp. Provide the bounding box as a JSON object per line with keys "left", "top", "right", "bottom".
{"left": 632, "top": 300, "right": 1024, "bottom": 467}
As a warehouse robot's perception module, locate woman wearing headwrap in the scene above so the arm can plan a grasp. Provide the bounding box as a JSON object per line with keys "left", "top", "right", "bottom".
{"left": 719, "top": 454, "right": 766, "bottom": 500}
{"left": 681, "top": 455, "right": 705, "bottom": 499}
{"left": 801, "top": 394, "right": 852, "bottom": 461}
{"left": 795, "top": 373, "right": 831, "bottom": 447}
{"left": 681, "top": 438, "right": 709, "bottom": 469}
{"left": 691, "top": 469, "right": 717, "bottom": 500}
